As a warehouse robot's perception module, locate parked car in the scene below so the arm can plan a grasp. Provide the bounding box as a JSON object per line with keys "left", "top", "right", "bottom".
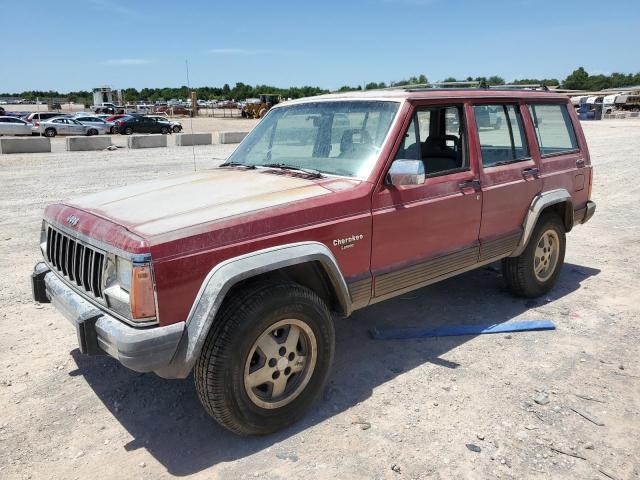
{"left": 0, "top": 116, "right": 33, "bottom": 135}
{"left": 113, "top": 115, "right": 173, "bottom": 135}
{"left": 32, "top": 88, "right": 595, "bottom": 436}
{"left": 73, "top": 115, "right": 116, "bottom": 134}
{"left": 33, "top": 117, "right": 105, "bottom": 137}
{"left": 146, "top": 115, "right": 182, "bottom": 133}
{"left": 26, "top": 112, "right": 73, "bottom": 123}
{"left": 105, "top": 114, "right": 129, "bottom": 123}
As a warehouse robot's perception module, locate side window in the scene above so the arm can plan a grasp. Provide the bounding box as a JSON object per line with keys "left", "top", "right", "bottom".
{"left": 528, "top": 104, "right": 578, "bottom": 156}
{"left": 474, "top": 104, "right": 529, "bottom": 167}
{"left": 394, "top": 105, "right": 467, "bottom": 176}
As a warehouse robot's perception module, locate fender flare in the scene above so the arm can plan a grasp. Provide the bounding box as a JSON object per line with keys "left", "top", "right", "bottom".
{"left": 155, "top": 241, "right": 350, "bottom": 378}
{"left": 511, "top": 188, "right": 572, "bottom": 257}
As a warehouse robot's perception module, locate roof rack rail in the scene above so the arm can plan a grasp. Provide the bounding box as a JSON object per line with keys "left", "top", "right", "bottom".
{"left": 487, "top": 83, "right": 550, "bottom": 91}
{"left": 382, "top": 81, "right": 481, "bottom": 91}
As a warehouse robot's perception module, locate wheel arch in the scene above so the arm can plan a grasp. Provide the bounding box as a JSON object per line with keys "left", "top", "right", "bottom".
{"left": 155, "top": 241, "right": 350, "bottom": 379}
{"left": 511, "top": 189, "right": 573, "bottom": 257}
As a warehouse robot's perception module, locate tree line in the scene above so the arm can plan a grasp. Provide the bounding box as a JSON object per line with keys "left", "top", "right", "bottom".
{"left": 2, "top": 68, "right": 638, "bottom": 104}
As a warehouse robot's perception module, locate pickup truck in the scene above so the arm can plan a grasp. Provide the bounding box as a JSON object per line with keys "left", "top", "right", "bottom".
{"left": 32, "top": 88, "right": 595, "bottom": 435}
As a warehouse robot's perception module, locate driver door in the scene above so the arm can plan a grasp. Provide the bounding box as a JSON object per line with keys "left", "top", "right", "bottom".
{"left": 371, "top": 101, "right": 482, "bottom": 300}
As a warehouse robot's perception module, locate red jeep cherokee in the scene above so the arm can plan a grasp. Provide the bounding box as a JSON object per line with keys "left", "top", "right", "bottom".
{"left": 32, "top": 88, "right": 595, "bottom": 435}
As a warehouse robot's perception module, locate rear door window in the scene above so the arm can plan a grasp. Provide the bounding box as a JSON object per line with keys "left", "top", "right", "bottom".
{"left": 528, "top": 104, "right": 578, "bottom": 156}
{"left": 473, "top": 104, "right": 529, "bottom": 167}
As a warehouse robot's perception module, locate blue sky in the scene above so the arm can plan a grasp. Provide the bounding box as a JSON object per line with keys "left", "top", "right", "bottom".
{"left": 1, "top": 0, "right": 638, "bottom": 92}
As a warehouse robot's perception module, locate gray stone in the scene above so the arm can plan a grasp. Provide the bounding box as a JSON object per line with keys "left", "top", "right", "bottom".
{"left": 217, "top": 131, "right": 249, "bottom": 144}
{"left": 127, "top": 134, "right": 167, "bottom": 149}
{"left": 66, "top": 136, "right": 112, "bottom": 151}
{"left": 175, "top": 132, "right": 212, "bottom": 146}
{"left": 0, "top": 137, "right": 51, "bottom": 154}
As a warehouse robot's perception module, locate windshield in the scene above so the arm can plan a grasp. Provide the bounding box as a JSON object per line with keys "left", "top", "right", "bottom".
{"left": 226, "top": 100, "right": 400, "bottom": 178}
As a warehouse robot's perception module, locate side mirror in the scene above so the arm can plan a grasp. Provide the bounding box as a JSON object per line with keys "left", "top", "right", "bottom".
{"left": 386, "top": 159, "right": 425, "bottom": 187}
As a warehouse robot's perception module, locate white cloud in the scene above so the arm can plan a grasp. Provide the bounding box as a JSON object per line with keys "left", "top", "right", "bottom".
{"left": 102, "top": 58, "right": 151, "bottom": 66}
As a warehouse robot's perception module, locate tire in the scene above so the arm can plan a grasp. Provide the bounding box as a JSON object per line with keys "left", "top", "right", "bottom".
{"left": 44, "top": 128, "right": 56, "bottom": 138}
{"left": 110, "top": 126, "right": 115, "bottom": 134}
{"left": 502, "top": 212, "right": 566, "bottom": 298}
{"left": 172, "top": 125, "right": 181, "bottom": 133}
{"left": 160, "top": 126, "right": 169, "bottom": 135}
{"left": 123, "top": 127, "right": 133, "bottom": 135}
{"left": 87, "top": 129, "right": 98, "bottom": 136}
{"left": 194, "top": 282, "right": 335, "bottom": 436}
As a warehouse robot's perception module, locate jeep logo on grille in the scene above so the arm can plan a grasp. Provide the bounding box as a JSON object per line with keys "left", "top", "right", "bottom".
{"left": 66, "top": 215, "right": 79, "bottom": 226}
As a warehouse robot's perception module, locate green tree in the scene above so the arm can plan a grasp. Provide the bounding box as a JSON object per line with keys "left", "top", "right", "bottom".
{"left": 563, "top": 67, "right": 590, "bottom": 90}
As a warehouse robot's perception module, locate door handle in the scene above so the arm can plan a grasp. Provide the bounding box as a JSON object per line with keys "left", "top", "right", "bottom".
{"left": 459, "top": 179, "right": 481, "bottom": 191}
{"left": 522, "top": 167, "right": 539, "bottom": 178}
{"left": 576, "top": 158, "right": 585, "bottom": 168}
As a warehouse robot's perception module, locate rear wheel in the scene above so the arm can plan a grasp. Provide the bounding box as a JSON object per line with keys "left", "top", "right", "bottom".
{"left": 87, "top": 128, "right": 98, "bottom": 136}
{"left": 194, "top": 282, "right": 335, "bottom": 436}
{"left": 502, "top": 213, "right": 566, "bottom": 297}
{"left": 123, "top": 127, "right": 133, "bottom": 135}
{"left": 160, "top": 126, "right": 169, "bottom": 135}
{"left": 44, "top": 128, "right": 56, "bottom": 137}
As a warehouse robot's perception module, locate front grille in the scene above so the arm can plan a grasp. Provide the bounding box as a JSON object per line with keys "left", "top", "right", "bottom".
{"left": 45, "top": 226, "right": 105, "bottom": 299}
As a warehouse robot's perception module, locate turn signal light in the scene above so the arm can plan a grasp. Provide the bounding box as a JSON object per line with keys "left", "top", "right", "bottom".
{"left": 130, "top": 265, "right": 156, "bottom": 319}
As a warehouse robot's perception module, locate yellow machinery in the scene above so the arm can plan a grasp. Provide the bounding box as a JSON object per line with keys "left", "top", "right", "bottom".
{"left": 241, "top": 94, "right": 281, "bottom": 119}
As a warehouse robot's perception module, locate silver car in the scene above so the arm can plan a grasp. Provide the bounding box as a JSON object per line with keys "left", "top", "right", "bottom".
{"left": 33, "top": 117, "right": 105, "bottom": 137}
{"left": 0, "top": 116, "right": 33, "bottom": 136}
{"left": 73, "top": 115, "right": 116, "bottom": 134}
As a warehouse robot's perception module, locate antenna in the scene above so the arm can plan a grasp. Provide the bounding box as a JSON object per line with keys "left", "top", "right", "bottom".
{"left": 185, "top": 59, "right": 197, "bottom": 172}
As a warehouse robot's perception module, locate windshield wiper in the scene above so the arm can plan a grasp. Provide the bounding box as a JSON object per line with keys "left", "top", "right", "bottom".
{"left": 219, "top": 161, "right": 255, "bottom": 169}
{"left": 259, "top": 163, "right": 322, "bottom": 178}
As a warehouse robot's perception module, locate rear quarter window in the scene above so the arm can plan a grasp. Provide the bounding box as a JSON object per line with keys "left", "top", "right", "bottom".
{"left": 528, "top": 103, "right": 579, "bottom": 156}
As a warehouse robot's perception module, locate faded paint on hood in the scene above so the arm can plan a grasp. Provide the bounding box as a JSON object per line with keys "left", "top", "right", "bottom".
{"left": 64, "top": 168, "right": 331, "bottom": 238}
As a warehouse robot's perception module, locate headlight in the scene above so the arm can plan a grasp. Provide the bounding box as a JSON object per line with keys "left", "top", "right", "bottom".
{"left": 116, "top": 257, "right": 132, "bottom": 292}
{"left": 104, "top": 254, "right": 157, "bottom": 324}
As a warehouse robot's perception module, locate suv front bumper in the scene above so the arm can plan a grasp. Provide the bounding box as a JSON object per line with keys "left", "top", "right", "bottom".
{"left": 32, "top": 262, "right": 184, "bottom": 374}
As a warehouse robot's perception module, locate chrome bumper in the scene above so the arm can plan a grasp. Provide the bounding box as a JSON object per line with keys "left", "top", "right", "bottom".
{"left": 32, "top": 262, "right": 185, "bottom": 374}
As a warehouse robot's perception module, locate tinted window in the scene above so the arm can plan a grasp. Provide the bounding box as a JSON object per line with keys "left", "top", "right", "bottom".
{"left": 528, "top": 104, "right": 578, "bottom": 156}
{"left": 474, "top": 104, "right": 529, "bottom": 166}
{"left": 394, "top": 105, "right": 467, "bottom": 176}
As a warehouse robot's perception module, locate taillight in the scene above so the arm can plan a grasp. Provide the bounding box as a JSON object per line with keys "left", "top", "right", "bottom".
{"left": 34, "top": 121, "right": 40, "bottom": 127}
{"left": 130, "top": 265, "right": 156, "bottom": 319}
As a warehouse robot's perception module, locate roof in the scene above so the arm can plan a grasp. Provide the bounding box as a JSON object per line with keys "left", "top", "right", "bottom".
{"left": 282, "top": 88, "right": 569, "bottom": 106}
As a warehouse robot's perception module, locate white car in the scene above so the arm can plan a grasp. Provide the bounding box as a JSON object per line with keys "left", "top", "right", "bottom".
{"left": 33, "top": 117, "right": 107, "bottom": 137}
{"left": 0, "top": 116, "right": 33, "bottom": 136}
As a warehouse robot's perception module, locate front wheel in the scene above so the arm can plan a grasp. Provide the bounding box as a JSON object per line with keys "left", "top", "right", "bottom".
{"left": 194, "top": 282, "right": 335, "bottom": 436}
{"left": 502, "top": 213, "right": 566, "bottom": 298}
{"left": 86, "top": 128, "right": 98, "bottom": 136}
{"left": 160, "top": 126, "right": 169, "bottom": 135}
{"left": 172, "top": 125, "right": 181, "bottom": 133}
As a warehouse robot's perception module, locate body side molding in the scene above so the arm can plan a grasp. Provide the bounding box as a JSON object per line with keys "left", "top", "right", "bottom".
{"left": 156, "top": 241, "right": 350, "bottom": 378}
{"left": 511, "top": 188, "right": 572, "bottom": 257}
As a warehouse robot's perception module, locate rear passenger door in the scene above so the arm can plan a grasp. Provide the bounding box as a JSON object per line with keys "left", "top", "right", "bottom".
{"left": 471, "top": 102, "right": 541, "bottom": 261}
{"left": 527, "top": 103, "right": 588, "bottom": 211}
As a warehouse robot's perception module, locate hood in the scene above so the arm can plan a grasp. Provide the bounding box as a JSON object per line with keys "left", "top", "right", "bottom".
{"left": 64, "top": 168, "right": 332, "bottom": 239}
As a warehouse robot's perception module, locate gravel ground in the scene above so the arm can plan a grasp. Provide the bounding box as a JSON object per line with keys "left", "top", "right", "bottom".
{"left": 0, "top": 119, "right": 638, "bottom": 480}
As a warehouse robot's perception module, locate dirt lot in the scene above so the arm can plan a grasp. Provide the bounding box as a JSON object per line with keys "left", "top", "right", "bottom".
{"left": 0, "top": 119, "right": 639, "bottom": 480}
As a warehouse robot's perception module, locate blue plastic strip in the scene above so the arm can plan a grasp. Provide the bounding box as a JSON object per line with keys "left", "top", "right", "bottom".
{"left": 369, "top": 320, "right": 556, "bottom": 340}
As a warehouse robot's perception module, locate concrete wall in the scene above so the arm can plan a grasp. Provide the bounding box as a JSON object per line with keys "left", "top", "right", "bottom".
{"left": 217, "top": 131, "right": 249, "bottom": 144}
{"left": 127, "top": 134, "right": 167, "bottom": 149}
{"left": 66, "top": 136, "right": 112, "bottom": 151}
{"left": 175, "top": 132, "right": 212, "bottom": 146}
{"left": 0, "top": 137, "right": 51, "bottom": 154}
